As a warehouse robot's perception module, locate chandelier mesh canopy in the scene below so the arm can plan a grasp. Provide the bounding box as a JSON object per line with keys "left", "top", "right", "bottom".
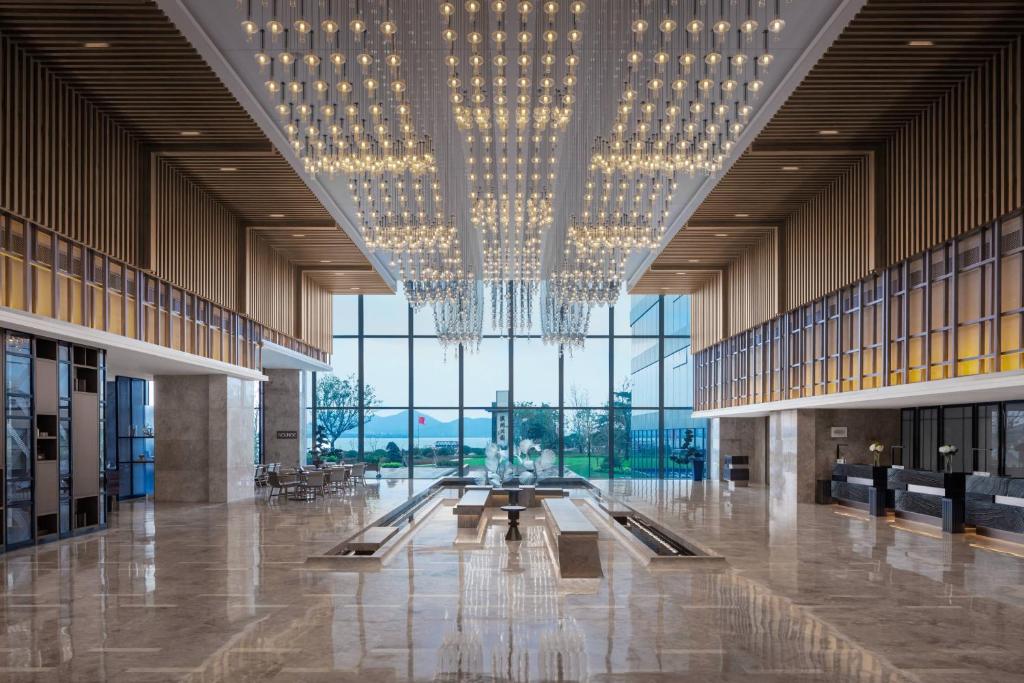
{"left": 234, "top": 0, "right": 793, "bottom": 352}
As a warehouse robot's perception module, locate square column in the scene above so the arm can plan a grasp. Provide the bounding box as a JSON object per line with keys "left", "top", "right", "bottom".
{"left": 262, "top": 369, "right": 305, "bottom": 469}
{"left": 154, "top": 375, "right": 256, "bottom": 503}
{"left": 710, "top": 417, "right": 767, "bottom": 484}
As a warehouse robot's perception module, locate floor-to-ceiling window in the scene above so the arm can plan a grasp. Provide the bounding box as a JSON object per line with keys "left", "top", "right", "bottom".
{"left": 307, "top": 293, "right": 705, "bottom": 480}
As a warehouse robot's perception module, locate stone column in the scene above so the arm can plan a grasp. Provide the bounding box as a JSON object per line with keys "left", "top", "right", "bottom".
{"left": 154, "top": 375, "right": 256, "bottom": 503}
{"left": 709, "top": 416, "right": 767, "bottom": 484}
{"left": 262, "top": 369, "right": 304, "bottom": 469}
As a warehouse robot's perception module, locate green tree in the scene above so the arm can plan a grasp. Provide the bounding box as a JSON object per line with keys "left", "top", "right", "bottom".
{"left": 515, "top": 402, "right": 558, "bottom": 450}
{"left": 567, "top": 387, "right": 598, "bottom": 456}
{"left": 315, "top": 374, "right": 378, "bottom": 450}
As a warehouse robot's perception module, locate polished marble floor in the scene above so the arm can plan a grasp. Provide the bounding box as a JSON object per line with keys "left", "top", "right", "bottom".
{"left": 2, "top": 478, "right": 1024, "bottom": 682}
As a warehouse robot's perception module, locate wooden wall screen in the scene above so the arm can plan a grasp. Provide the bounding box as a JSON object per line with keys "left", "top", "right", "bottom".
{"left": 300, "top": 275, "right": 333, "bottom": 354}
{"left": 726, "top": 230, "right": 779, "bottom": 338}
{"left": 246, "top": 232, "right": 297, "bottom": 343}
{"left": 784, "top": 154, "right": 875, "bottom": 309}
{"left": 152, "top": 158, "right": 241, "bottom": 312}
{"left": 692, "top": 274, "right": 724, "bottom": 353}
{"left": 1, "top": 33, "right": 142, "bottom": 264}
{"left": 887, "top": 36, "right": 1023, "bottom": 263}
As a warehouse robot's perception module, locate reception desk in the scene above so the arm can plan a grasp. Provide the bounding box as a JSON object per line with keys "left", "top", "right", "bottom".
{"left": 888, "top": 468, "right": 966, "bottom": 533}
{"left": 965, "top": 474, "right": 1024, "bottom": 542}
{"left": 831, "top": 464, "right": 888, "bottom": 516}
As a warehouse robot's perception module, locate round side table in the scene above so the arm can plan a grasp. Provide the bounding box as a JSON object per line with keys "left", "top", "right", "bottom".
{"left": 501, "top": 505, "right": 527, "bottom": 541}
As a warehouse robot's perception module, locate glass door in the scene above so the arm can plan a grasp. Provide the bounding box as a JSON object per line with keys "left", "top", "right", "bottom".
{"left": 5, "top": 333, "right": 34, "bottom": 548}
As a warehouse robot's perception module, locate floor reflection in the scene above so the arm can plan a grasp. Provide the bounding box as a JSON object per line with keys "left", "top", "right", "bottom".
{"left": 1, "top": 479, "right": 1022, "bottom": 681}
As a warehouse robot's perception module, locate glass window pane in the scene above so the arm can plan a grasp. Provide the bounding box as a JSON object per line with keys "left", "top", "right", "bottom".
{"left": 564, "top": 339, "right": 608, "bottom": 408}
{"left": 565, "top": 408, "right": 608, "bottom": 479}
{"left": 413, "top": 303, "right": 436, "bottom": 335}
{"left": 664, "top": 295, "right": 691, "bottom": 336}
{"left": 328, "top": 338, "right": 358, "bottom": 387}
{"left": 364, "top": 338, "right": 408, "bottom": 405}
{"left": 615, "top": 407, "right": 659, "bottom": 479}
{"left": 616, "top": 338, "right": 657, "bottom": 406}
{"left": 625, "top": 295, "right": 660, "bottom": 336}
{"left": 315, "top": 367, "right": 360, "bottom": 408}
{"left": 332, "top": 295, "right": 359, "bottom": 335}
{"left": 665, "top": 339, "right": 694, "bottom": 408}
{"left": 588, "top": 305, "right": 610, "bottom": 336}
{"left": 363, "top": 294, "right": 408, "bottom": 335}
{"left": 411, "top": 409, "right": 459, "bottom": 478}
{"left": 364, "top": 409, "right": 408, "bottom": 473}
{"left": 463, "top": 408, "right": 495, "bottom": 479}
{"left": 664, "top": 409, "right": 708, "bottom": 480}
{"left": 513, "top": 337, "right": 558, "bottom": 406}
{"left": 463, "top": 338, "right": 509, "bottom": 407}
{"left": 314, "top": 406, "right": 360, "bottom": 454}
{"left": 414, "top": 339, "right": 459, "bottom": 406}
{"left": 1006, "top": 402, "right": 1024, "bottom": 476}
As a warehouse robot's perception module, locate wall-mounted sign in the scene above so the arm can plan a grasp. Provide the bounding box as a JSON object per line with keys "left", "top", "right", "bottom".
{"left": 830, "top": 426, "right": 848, "bottom": 439}
{"left": 276, "top": 430, "right": 298, "bottom": 439}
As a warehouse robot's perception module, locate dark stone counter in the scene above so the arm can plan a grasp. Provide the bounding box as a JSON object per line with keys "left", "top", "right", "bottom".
{"left": 831, "top": 463, "right": 888, "bottom": 515}
{"left": 888, "top": 469, "right": 965, "bottom": 532}
{"left": 965, "top": 474, "right": 1024, "bottom": 541}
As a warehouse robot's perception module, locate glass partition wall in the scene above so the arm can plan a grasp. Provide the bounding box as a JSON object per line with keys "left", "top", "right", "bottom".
{"left": 308, "top": 294, "right": 706, "bottom": 480}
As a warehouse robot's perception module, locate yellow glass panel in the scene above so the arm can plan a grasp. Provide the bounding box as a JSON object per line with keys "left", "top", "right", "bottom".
{"left": 1002, "top": 254, "right": 1022, "bottom": 313}
{"left": 108, "top": 293, "right": 123, "bottom": 334}
{"left": 89, "top": 285, "right": 104, "bottom": 330}
{"left": 126, "top": 296, "right": 137, "bottom": 337}
{"left": 4, "top": 255, "right": 25, "bottom": 309}
{"left": 908, "top": 289, "right": 924, "bottom": 334}
{"left": 32, "top": 264, "right": 53, "bottom": 316}
{"left": 958, "top": 269, "right": 982, "bottom": 321}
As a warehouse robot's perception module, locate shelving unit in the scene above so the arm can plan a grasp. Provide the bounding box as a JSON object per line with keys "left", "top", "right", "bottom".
{"left": 1, "top": 329, "right": 105, "bottom": 553}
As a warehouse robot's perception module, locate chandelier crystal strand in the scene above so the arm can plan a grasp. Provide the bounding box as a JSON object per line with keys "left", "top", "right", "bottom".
{"left": 434, "top": 277, "right": 485, "bottom": 357}
{"left": 441, "top": 0, "right": 583, "bottom": 335}
{"left": 540, "top": 282, "right": 590, "bottom": 354}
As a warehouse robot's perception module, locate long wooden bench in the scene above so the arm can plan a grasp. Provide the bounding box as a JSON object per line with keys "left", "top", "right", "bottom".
{"left": 453, "top": 487, "right": 491, "bottom": 528}
{"left": 542, "top": 498, "right": 602, "bottom": 578}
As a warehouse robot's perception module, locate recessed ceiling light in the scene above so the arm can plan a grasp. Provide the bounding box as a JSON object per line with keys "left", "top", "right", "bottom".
{"left": 734, "top": 213, "right": 749, "bottom": 217}
{"left": 219, "top": 167, "right": 237, "bottom": 172}
{"left": 269, "top": 213, "right": 286, "bottom": 218}
{"left": 660, "top": 287, "right": 670, "bottom": 290}
{"left": 292, "top": 233, "right": 305, "bottom": 237}
{"left": 675, "top": 271, "right": 688, "bottom": 275}
{"left": 320, "top": 260, "right": 332, "bottom": 263}
{"left": 818, "top": 129, "right": 840, "bottom": 135}
{"left": 83, "top": 42, "right": 110, "bottom": 48}
{"left": 715, "top": 233, "right": 729, "bottom": 237}
{"left": 688, "top": 259, "right": 700, "bottom": 263}
{"left": 179, "top": 130, "right": 202, "bottom": 136}
{"left": 781, "top": 166, "right": 800, "bottom": 171}
{"left": 349, "top": 287, "right": 360, "bottom": 291}
{"left": 907, "top": 40, "right": 934, "bottom": 47}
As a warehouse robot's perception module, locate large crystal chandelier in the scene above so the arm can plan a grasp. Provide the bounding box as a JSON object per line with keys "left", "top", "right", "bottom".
{"left": 440, "top": 0, "right": 584, "bottom": 334}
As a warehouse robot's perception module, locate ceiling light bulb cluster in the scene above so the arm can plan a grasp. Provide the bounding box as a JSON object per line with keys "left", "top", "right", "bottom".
{"left": 238, "top": 0, "right": 469, "bottom": 310}
{"left": 441, "top": 0, "right": 584, "bottom": 334}
{"left": 561, "top": 0, "right": 787, "bottom": 298}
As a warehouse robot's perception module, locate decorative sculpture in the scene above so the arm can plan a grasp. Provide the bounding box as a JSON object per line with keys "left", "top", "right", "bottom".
{"left": 483, "top": 439, "right": 559, "bottom": 486}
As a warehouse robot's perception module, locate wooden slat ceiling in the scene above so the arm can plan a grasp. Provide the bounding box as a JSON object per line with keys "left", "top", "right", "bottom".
{"left": 634, "top": 226, "right": 775, "bottom": 294}
{"left": 0, "top": 0, "right": 387, "bottom": 293}
{"left": 163, "top": 154, "right": 334, "bottom": 225}
{"left": 638, "top": 0, "right": 1024, "bottom": 293}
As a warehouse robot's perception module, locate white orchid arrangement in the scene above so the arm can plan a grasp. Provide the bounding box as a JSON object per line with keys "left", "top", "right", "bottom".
{"left": 868, "top": 441, "right": 884, "bottom": 466}
{"left": 939, "top": 444, "right": 957, "bottom": 472}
